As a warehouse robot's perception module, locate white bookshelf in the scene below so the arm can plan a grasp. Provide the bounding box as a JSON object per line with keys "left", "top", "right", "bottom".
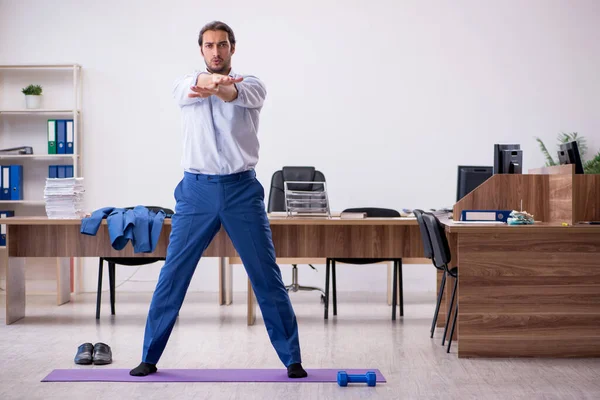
{"left": 0, "top": 64, "right": 83, "bottom": 297}
{"left": 0, "top": 64, "right": 80, "bottom": 70}
{"left": 0, "top": 109, "right": 81, "bottom": 115}
{"left": 0, "top": 64, "right": 82, "bottom": 203}
{"left": 0, "top": 154, "right": 77, "bottom": 160}
{"left": 0, "top": 200, "right": 45, "bottom": 205}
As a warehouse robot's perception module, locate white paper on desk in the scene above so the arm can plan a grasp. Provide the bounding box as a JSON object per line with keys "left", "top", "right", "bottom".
{"left": 44, "top": 177, "right": 86, "bottom": 219}
{"left": 268, "top": 212, "right": 287, "bottom": 217}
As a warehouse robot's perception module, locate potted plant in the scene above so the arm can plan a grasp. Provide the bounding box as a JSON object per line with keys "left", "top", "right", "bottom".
{"left": 535, "top": 132, "right": 600, "bottom": 174}
{"left": 21, "top": 84, "right": 43, "bottom": 109}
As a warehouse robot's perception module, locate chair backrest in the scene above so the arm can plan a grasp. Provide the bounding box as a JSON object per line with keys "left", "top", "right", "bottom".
{"left": 412, "top": 209, "right": 434, "bottom": 260}
{"left": 342, "top": 207, "right": 400, "bottom": 218}
{"left": 267, "top": 166, "right": 326, "bottom": 212}
{"left": 421, "top": 212, "right": 452, "bottom": 268}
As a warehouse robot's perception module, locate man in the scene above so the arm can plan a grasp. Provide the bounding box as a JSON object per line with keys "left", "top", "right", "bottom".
{"left": 129, "top": 21, "right": 307, "bottom": 379}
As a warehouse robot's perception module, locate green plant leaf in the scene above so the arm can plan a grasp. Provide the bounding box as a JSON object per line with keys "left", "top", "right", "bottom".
{"left": 21, "top": 84, "right": 43, "bottom": 95}
{"left": 584, "top": 151, "right": 600, "bottom": 174}
{"left": 536, "top": 132, "right": 596, "bottom": 170}
{"left": 535, "top": 137, "right": 556, "bottom": 166}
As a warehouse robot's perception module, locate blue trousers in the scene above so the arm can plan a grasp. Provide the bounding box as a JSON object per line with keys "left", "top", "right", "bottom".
{"left": 141, "top": 169, "right": 302, "bottom": 367}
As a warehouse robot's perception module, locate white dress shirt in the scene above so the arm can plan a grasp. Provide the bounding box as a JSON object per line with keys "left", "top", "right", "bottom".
{"left": 172, "top": 69, "right": 267, "bottom": 175}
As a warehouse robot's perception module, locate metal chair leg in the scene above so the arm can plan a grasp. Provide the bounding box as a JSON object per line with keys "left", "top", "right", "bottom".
{"left": 392, "top": 260, "right": 398, "bottom": 320}
{"left": 442, "top": 274, "right": 458, "bottom": 346}
{"left": 431, "top": 270, "right": 447, "bottom": 338}
{"left": 109, "top": 262, "right": 116, "bottom": 315}
{"left": 332, "top": 260, "right": 337, "bottom": 316}
{"left": 96, "top": 258, "right": 103, "bottom": 319}
{"left": 324, "top": 259, "right": 330, "bottom": 320}
{"left": 285, "top": 264, "right": 299, "bottom": 292}
{"left": 447, "top": 302, "right": 458, "bottom": 353}
{"left": 399, "top": 259, "right": 404, "bottom": 317}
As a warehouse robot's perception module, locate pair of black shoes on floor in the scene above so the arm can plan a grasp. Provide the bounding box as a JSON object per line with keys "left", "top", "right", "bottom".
{"left": 74, "top": 342, "right": 112, "bottom": 365}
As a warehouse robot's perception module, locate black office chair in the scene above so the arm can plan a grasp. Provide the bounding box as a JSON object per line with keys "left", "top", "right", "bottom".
{"left": 96, "top": 206, "right": 174, "bottom": 319}
{"left": 413, "top": 209, "right": 447, "bottom": 338}
{"left": 326, "top": 207, "right": 404, "bottom": 321}
{"left": 267, "top": 166, "right": 327, "bottom": 302}
{"left": 422, "top": 212, "right": 458, "bottom": 353}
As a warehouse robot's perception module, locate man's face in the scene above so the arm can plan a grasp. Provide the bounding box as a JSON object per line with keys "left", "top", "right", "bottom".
{"left": 201, "top": 29, "right": 234, "bottom": 74}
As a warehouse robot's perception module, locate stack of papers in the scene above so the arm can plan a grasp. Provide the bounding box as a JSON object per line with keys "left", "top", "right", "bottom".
{"left": 43, "top": 178, "right": 86, "bottom": 219}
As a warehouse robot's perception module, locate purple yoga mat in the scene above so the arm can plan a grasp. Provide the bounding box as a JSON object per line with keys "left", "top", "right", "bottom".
{"left": 42, "top": 368, "right": 386, "bottom": 383}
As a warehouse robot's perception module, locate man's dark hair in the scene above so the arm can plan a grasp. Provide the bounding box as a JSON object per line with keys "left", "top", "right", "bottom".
{"left": 198, "top": 21, "right": 236, "bottom": 47}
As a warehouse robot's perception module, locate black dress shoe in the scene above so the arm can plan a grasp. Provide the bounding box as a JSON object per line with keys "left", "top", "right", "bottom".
{"left": 92, "top": 342, "right": 112, "bottom": 365}
{"left": 74, "top": 343, "right": 94, "bottom": 365}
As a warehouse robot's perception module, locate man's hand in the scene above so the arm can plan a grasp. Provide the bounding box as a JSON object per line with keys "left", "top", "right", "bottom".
{"left": 188, "top": 73, "right": 244, "bottom": 99}
{"left": 188, "top": 85, "right": 216, "bottom": 98}
{"left": 209, "top": 74, "right": 244, "bottom": 87}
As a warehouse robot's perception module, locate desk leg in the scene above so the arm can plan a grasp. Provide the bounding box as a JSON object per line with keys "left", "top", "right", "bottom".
{"left": 56, "top": 258, "right": 71, "bottom": 306}
{"left": 219, "top": 257, "right": 232, "bottom": 305}
{"left": 225, "top": 258, "right": 232, "bottom": 305}
{"left": 247, "top": 278, "right": 256, "bottom": 326}
{"left": 6, "top": 257, "right": 25, "bottom": 325}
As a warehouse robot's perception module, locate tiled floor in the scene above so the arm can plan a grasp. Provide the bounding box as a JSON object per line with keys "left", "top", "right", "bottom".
{"left": 1, "top": 291, "right": 599, "bottom": 399}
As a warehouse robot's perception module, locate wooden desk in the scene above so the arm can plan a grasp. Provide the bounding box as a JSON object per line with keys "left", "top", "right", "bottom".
{"left": 3, "top": 216, "right": 426, "bottom": 325}
{"left": 443, "top": 220, "right": 600, "bottom": 358}
{"left": 446, "top": 164, "right": 600, "bottom": 358}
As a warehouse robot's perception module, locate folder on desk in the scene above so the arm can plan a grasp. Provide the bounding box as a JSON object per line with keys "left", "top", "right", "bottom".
{"left": 9, "top": 165, "right": 22, "bottom": 200}
{"left": 460, "top": 209, "right": 511, "bottom": 222}
{"left": 1, "top": 166, "right": 10, "bottom": 200}
{"left": 65, "top": 165, "right": 74, "bottom": 178}
{"left": 0, "top": 210, "right": 15, "bottom": 246}
{"left": 66, "top": 119, "right": 74, "bottom": 154}
{"left": 56, "top": 120, "right": 66, "bottom": 154}
{"left": 57, "top": 165, "right": 66, "bottom": 178}
{"left": 47, "top": 119, "right": 56, "bottom": 154}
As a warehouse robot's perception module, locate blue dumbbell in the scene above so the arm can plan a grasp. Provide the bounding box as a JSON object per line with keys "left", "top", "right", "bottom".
{"left": 337, "top": 371, "right": 377, "bottom": 387}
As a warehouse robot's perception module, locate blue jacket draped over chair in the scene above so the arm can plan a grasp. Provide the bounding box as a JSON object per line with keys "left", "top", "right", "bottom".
{"left": 80, "top": 205, "right": 168, "bottom": 253}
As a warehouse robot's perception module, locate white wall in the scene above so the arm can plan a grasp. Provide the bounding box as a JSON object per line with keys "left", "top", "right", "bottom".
{"left": 0, "top": 0, "right": 598, "bottom": 296}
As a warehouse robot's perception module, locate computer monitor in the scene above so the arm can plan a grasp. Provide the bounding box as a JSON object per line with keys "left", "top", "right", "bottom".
{"left": 494, "top": 144, "right": 522, "bottom": 174}
{"left": 456, "top": 165, "right": 494, "bottom": 202}
{"left": 558, "top": 141, "right": 584, "bottom": 174}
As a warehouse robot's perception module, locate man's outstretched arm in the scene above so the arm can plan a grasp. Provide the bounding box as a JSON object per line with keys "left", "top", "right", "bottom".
{"left": 190, "top": 73, "right": 266, "bottom": 108}
{"left": 190, "top": 73, "right": 243, "bottom": 103}
{"left": 172, "top": 72, "right": 211, "bottom": 106}
{"left": 228, "top": 75, "right": 266, "bottom": 108}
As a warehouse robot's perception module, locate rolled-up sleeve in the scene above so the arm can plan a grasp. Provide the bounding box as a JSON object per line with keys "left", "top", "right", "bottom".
{"left": 229, "top": 75, "right": 266, "bottom": 108}
{"left": 172, "top": 71, "right": 206, "bottom": 107}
